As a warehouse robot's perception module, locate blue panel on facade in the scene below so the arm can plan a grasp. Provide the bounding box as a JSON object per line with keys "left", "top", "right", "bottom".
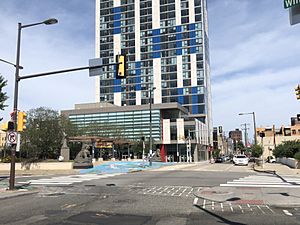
{"left": 153, "top": 44, "right": 161, "bottom": 51}
{"left": 176, "top": 41, "right": 182, "bottom": 48}
{"left": 114, "top": 79, "right": 121, "bottom": 93}
{"left": 113, "top": 20, "right": 121, "bottom": 28}
{"left": 152, "top": 28, "right": 160, "bottom": 36}
{"left": 152, "top": 52, "right": 161, "bottom": 58}
{"left": 112, "top": 7, "right": 121, "bottom": 13}
{"left": 190, "top": 39, "right": 196, "bottom": 46}
{"left": 113, "top": 28, "right": 121, "bottom": 34}
{"left": 188, "top": 23, "right": 196, "bottom": 30}
{"left": 192, "top": 87, "right": 198, "bottom": 114}
{"left": 192, "top": 87, "right": 198, "bottom": 94}
{"left": 176, "top": 33, "right": 182, "bottom": 40}
{"left": 176, "top": 49, "right": 182, "bottom": 55}
{"left": 177, "top": 88, "right": 184, "bottom": 105}
{"left": 189, "top": 31, "right": 196, "bottom": 38}
{"left": 176, "top": 25, "right": 182, "bottom": 32}
{"left": 192, "top": 105, "right": 199, "bottom": 114}
{"left": 135, "top": 61, "right": 141, "bottom": 91}
{"left": 153, "top": 36, "right": 160, "bottom": 43}
{"left": 190, "top": 46, "right": 196, "bottom": 54}
{"left": 114, "top": 13, "right": 121, "bottom": 20}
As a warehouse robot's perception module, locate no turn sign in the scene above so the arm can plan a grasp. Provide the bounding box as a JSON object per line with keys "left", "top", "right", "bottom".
{"left": 7, "top": 132, "right": 17, "bottom": 144}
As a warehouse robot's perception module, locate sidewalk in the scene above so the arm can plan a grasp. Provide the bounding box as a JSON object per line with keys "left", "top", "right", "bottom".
{"left": 253, "top": 162, "right": 300, "bottom": 176}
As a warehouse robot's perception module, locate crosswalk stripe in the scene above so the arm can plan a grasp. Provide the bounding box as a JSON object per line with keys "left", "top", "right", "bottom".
{"left": 220, "top": 174, "right": 300, "bottom": 188}
{"left": 17, "top": 173, "right": 123, "bottom": 186}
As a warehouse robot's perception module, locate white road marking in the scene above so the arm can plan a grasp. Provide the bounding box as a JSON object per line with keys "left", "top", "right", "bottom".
{"left": 193, "top": 197, "right": 198, "bottom": 205}
{"left": 203, "top": 199, "right": 206, "bottom": 209}
{"left": 257, "top": 205, "right": 265, "bottom": 214}
{"left": 283, "top": 209, "right": 293, "bottom": 216}
{"left": 238, "top": 205, "right": 244, "bottom": 213}
{"left": 247, "top": 204, "right": 253, "bottom": 212}
{"left": 220, "top": 203, "right": 224, "bottom": 212}
{"left": 265, "top": 205, "right": 275, "bottom": 214}
{"left": 229, "top": 202, "right": 233, "bottom": 212}
{"left": 18, "top": 173, "right": 123, "bottom": 186}
{"left": 212, "top": 201, "right": 215, "bottom": 210}
{"left": 221, "top": 174, "right": 300, "bottom": 188}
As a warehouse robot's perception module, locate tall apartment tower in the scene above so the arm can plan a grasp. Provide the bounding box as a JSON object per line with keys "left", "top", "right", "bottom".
{"left": 95, "top": 0, "right": 212, "bottom": 132}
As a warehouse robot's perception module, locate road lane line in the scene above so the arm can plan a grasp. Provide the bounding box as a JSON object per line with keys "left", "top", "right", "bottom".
{"left": 229, "top": 202, "right": 233, "bottom": 212}
{"left": 238, "top": 205, "right": 244, "bottom": 213}
{"left": 265, "top": 205, "right": 275, "bottom": 214}
{"left": 283, "top": 210, "right": 293, "bottom": 216}
{"left": 247, "top": 204, "right": 253, "bottom": 212}
{"left": 193, "top": 197, "right": 199, "bottom": 205}
{"left": 257, "top": 205, "right": 265, "bottom": 214}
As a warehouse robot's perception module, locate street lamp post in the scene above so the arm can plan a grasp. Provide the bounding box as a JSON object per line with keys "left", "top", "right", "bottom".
{"left": 149, "top": 86, "right": 156, "bottom": 166}
{"left": 238, "top": 112, "right": 257, "bottom": 145}
{"left": 9, "top": 18, "right": 58, "bottom": 190}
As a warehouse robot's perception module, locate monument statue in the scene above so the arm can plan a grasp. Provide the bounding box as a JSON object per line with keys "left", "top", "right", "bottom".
{"left": 60, "top": 132, "right": 70, "bottom": 161}
{"left": 73, "top": 143, "right": 93, "bottom": 169}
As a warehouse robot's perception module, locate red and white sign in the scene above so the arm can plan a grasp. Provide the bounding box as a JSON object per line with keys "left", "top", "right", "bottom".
{"left": 7, "top": 132, "right": 17, "bottom": 144}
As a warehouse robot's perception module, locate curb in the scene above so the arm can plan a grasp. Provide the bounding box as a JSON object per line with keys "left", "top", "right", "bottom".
{"left": 271, "top": 203, "right": 300, "bottom": 209}
{"left": 0, "top": 190, "right": 39, "bottom": 200}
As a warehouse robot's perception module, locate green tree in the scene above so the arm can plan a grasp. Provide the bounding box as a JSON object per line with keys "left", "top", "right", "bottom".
{"left": 21, "top": 107, "right": 77, "bottom": 160}
{"left": 0, "top": 75, "right": 8, "bottom": 110}
{"left": 273, "top": 140, "right": 300, "bottom": 158}
{"left": 236, "top": 141, "right": 245, "bottom": 152}
{"left": 250, "top": 144, "right": 263, "bottom": 158}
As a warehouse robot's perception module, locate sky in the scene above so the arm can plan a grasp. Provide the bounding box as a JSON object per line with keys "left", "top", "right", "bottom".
{"left": 0, "top": 0, "right": 299, "bottom": 142}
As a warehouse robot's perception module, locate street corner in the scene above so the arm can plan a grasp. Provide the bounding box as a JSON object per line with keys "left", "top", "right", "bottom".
{"left": 0, "top": 187, "right": 39, "bottom": 200}
{"left": 263, "top": 191, "right": 300, "bottom": 208}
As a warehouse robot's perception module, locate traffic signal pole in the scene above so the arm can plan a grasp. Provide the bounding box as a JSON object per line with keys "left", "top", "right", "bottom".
{"left": 9, "top": 62, "right": 119, "bottom": 190}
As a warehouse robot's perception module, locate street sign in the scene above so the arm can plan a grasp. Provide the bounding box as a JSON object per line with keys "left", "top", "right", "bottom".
{"left": 7, "top": 132, "right": 17, "bottom": 144}
{"left": 89, "top": 58, "right": 103, "bottom": 77}
{"left": 284, "top": 0, "right": 300, "bottom": 9}
{"left": 288, "top": 3, "right": 300, "bottom": 25}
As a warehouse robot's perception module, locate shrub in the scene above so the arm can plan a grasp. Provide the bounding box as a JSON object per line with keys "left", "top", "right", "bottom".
{"left": 251, "top": 144, "right": 263, "bottom": 158}
{"left": 273, "top": 140, "right": 300, "bottom": 158}
{"left": 294, "top": 152, "right": 300, "bottom": 161}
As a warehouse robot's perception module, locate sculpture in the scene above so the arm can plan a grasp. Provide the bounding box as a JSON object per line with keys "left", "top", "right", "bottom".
{"left": 73, "top": 143, "right": 93, "bottom": 169}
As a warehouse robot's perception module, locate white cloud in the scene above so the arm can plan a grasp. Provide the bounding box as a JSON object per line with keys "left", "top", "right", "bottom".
{"left": 0, "top": 0, "right": 95, "bottom": 121}
{"left": 208, "top": 0, "right": 300, "bottom": 140}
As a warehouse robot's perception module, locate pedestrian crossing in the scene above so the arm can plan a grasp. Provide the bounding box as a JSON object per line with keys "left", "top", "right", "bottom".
{"left": 220, "top": 174, "right": 300, "bottom": 188}
{"left": 129, "top": 185, "right": 199, "bottom": 198}
{"left": 17, "top": 173, "right": 123, "bottom": 186}
{"left": 193, "top": 197, "right": 300, "bottom": 216}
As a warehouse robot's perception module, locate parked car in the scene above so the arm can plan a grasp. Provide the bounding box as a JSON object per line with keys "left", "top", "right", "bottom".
{"left": 248, "top": 157, "right": 256, "bottom": 162}
{"left": 267, "top": 156, "right": 276, "bottom": 163}
{"left": 215, "top": 157, "right": 225, "bottom": 163}
{"left": 233, "top": 155, "right": 249, "bottom": 166}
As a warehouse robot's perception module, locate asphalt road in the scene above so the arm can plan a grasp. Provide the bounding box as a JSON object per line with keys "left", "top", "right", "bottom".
{"left": 0, "top": 165, "right": 299, "bottom": 225}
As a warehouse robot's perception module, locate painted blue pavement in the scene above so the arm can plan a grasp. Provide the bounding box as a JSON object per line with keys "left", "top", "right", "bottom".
{"left": 80, "top": 161, "right": 175, "bottom": 174}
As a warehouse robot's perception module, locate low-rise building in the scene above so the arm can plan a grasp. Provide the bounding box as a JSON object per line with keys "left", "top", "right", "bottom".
{"left": 61, "top": 102, "right": 211, "bottom": 162}
{"left": 256, "top": 116, "right": 300, "bottom": 159}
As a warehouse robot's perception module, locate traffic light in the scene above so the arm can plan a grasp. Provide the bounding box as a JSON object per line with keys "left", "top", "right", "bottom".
{"left": 116, "top": 54, "right": 126, "bottom": 79}
{"left": 0, "top": 121, "right": 14, "bottom": 131}
{"left": 1, "top": 123, "right": 8, "bottom": 131}
{"left": 17, "top": 111, "right": 27, "bottom": 132}
{"left": 295, "top": 85, "right": 300, "bottom": 100}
